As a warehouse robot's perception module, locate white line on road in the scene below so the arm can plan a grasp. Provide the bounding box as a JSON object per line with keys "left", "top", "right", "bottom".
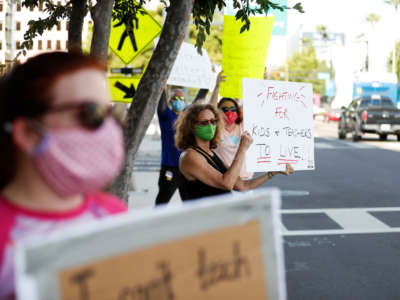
{"left": 325, "top": 210, "right": 389, "bottom": 231}
{"left": 314, "top": 142, "right": 335, "bottom": 149}
{"left": 280, "top": 207, "right": 400, "bottom": 236}
{"left": 282, "top": 228, "right": 400, "bottom": 236}
{"left": 281, "top": 190, "right": 310, "bottom": 197}
{"left": 281, "top": 207, "right": 400, "bottom": 214}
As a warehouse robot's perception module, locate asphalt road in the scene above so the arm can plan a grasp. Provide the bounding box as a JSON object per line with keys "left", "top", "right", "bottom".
{"left": 270, "top": 120, "right": 400, "bottom": 300}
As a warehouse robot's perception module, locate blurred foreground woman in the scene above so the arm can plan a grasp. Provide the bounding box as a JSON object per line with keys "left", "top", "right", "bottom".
{"left": 175, "top": 104, "right": 293, "bottom": 201}
{"left": 0, "top": 52, "right": 127, "bottom": 298}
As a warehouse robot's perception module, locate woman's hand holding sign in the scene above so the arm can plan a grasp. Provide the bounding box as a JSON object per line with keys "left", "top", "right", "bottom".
{"left": 267, "top": 164, "right": 294, "bottom": 179}
{"left": 238, "top": 131, "right": 253, "bottom": 152}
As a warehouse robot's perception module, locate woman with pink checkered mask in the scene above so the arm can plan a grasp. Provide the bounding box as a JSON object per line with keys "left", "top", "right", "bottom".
{"left": 0, "top": 52, "right": 127, "bottom": 298}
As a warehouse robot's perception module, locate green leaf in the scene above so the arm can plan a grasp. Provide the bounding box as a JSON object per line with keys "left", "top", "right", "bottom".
{"left": 292, "top": 2, "right": 304, "bottom": 13}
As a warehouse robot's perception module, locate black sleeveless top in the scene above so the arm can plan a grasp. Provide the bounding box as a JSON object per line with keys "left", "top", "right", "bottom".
{"left": 180, "top": 146, "right": 231, "bottom": 201}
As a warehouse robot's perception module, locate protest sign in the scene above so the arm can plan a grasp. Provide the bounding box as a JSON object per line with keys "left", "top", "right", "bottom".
{"left": 220, "top": 16, "right": 274, "bottom": 99}
{"left": 242, "top": 78, "right": 315, "bottom": 172}
{"left": 15, "top": 189, "right": 286, "bottom": 300}
{"left": 167, "top": 42, "right": 215, "bottom": 89}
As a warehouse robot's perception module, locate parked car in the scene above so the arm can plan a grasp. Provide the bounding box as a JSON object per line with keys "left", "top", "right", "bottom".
{"left": 338, "top": 95, "right": 400, "bottom": 141}
{"left": 327, "top": 108, "right": 342, "bottom": 122}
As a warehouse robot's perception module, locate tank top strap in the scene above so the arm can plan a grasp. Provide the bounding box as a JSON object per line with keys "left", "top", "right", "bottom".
{"left": 190, "top": 146, "right": 226, "bottom": 173}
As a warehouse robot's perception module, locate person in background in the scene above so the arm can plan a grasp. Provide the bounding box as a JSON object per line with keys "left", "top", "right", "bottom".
{"left": 175, "top": 104, "right": 294, "bottom": 201}
{"left": 155, "top": 78, "right": 220, "bottom": 206}
{"left": 0, "top": 52, "right": 127, "bottom": 298}
{"left": 155, "top": 89, "right": 186, "bottom": 206}
{"left": 209, "top": 71, "right": 252, "bottom": 179}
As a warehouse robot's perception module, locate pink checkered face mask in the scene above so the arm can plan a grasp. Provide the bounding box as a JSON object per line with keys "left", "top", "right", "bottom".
{"left": 31, "top": 117, "right": 125, "bottom": 197}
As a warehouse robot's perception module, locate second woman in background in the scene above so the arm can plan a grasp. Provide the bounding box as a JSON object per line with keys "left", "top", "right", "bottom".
{"left": 210, "top": 71, "right": 252, "bottom": 179}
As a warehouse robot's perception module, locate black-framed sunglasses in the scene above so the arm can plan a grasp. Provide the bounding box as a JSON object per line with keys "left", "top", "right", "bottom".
{"left": 221, "top": 106, "right": 237, "bottom": 113}
{"left": 196, "top": 119, "right": 218, "bottom": 126}
{"left": 47, "top": 101, "right": 119, "bottom": 129}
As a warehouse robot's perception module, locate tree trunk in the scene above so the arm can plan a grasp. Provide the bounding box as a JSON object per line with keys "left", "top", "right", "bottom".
{"left": 109, "top": 0, "right": 194, "bottom": 202}
{"left": 68, "top": 0, "right": 87, "bottom": 53}
{"left": 90, "top": 0, "right": 114, "bottom": 58}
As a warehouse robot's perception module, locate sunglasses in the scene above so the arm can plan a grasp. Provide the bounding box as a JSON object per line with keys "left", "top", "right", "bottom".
{"left": 46, "top": 101, "right": 119, "bottom": 129}
{"left": 196, "top": 119, "right": 218, "bottom": 126}
{"left": 221, "top": 106, "right": 237, "bottom": 113}
{"left": 172, "top": 96, "right": 185, "bottom": 101}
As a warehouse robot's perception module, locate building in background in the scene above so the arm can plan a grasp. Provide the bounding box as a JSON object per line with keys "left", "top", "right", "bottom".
{"left": 0, "top": 0, "right": 91, "bottom": 65}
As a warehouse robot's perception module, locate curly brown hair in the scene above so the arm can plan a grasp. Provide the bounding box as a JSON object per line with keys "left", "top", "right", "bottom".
{"left": 175, "top": 104, "right": 223, "bottom": 150}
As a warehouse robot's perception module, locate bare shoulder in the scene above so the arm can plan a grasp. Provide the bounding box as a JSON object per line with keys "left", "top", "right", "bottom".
{"left": 180, "top": 148, "right": 204, "bottom": 165}
{"left": 180, "top": 148, "right": 207, "bottom": 180}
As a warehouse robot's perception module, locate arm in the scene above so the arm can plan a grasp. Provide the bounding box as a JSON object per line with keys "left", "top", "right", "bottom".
{"left": 180, "top": 132, "right": 253, "bottom": 191}
{"left": 157, "top": 90, "right": 168, "bottom": 113}
{"left": 234, "top": 164, "right": 294, "bottom": 191}
{"left": 193, "top": 89, "right": 209, "bottom": 104}
{"left": 209, "top": 70, "right": 226, "bottom": 107}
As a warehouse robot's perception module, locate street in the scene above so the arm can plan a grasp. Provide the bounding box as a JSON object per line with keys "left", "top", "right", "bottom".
{"left": 133, "top": 119, "right": 400, "bottom": 299}
{"left": 270, "top": 120, "right": 400, "bottom": 300}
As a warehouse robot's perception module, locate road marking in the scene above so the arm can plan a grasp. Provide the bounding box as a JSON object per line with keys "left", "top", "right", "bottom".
{"left": 281, "top": 228, "right": 400, "bottom": 236}
{"left": 281, "top": 207, "right": 400, "bottom": 214}
{"left": 281, "top": 190, "right": 310, "bottom": 197}
{"left": 319, "top": 137, "right": 375, "bottom": 149}
{"left": 314, "top": 142, "right": 335, "bottom": 149}
{"left": 325, "top": 210, "right": 388, "bottom": 231}
{"left": 280, "top": 207, "right": 400, "bottom": 236}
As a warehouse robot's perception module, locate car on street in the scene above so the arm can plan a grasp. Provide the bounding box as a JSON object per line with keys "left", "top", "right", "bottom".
{"left": 338, "top": 95, "right": 400, "bottom": 141}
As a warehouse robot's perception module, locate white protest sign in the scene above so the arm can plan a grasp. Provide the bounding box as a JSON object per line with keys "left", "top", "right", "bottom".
{"left": 167, "top": 42, "right": 215, "bottom": 89}
{"left": 15, "top": 189, "right": 286, "bottom": 300}
{"left": 243, "top": 78, "right": 315, "bottom": 172}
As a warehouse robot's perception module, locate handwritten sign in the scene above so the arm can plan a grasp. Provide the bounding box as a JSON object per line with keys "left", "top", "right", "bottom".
{"left": 242, "top": 78, "right": 315, "bottom": 172}
{"left": 167, "top": 42, "right": 214, "bottom": 89}
{"left": 220, "top": 16, "right": 274, "bottom": 99}
{"left": 15, "top": 189, "right": 286, "bottom": 300}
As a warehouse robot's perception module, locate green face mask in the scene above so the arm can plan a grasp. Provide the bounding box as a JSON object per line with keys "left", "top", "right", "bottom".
{"left": 194, "top": 124, "right": 216, "bottom": 141}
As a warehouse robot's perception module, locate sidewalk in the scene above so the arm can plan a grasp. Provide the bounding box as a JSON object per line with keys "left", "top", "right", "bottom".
{"left": 128, "top": 122, "right": 181, "bottom": 210}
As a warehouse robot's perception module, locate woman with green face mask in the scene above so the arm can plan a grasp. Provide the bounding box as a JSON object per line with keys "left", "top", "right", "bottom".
{"left": 175, "top": 104, "right": 294, "bottom": 201}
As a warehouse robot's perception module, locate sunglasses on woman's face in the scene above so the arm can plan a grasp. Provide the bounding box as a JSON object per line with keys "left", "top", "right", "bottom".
{"left": 221, "top": 106, "right": 237, "bottom": 113}
{"left": 196, "top": 119, "right": 218, "bottom": 126}
{"left": 47, "top": 101, "right": 119, "bottom": 129}
{"left": 172, "top": 96, "right": 185, "bottom": 101}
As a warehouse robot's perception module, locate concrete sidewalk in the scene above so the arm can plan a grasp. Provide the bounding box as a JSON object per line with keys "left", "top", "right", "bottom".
{"left": 128, "top": 124, "right": 181, "bottom": 210}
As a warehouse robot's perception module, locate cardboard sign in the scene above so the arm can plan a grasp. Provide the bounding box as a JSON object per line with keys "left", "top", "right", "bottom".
{"left": 167, "top": 42, "right": 215, "bottom": 89}
{"left": 15, "top": 189, "right": 286, "bottom": 300}
{"left": 242, "top": 78, "right": 315, "bottom": 172}
{"left": 220, "top": 16, "right": 274, "bottom": 99}
{"left": 59, "top": 221, "right": 265, "bottom": 300}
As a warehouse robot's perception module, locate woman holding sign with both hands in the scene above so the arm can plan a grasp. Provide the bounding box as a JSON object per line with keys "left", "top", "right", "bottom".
{"left": 175, "top": 103, "right": 294, "bottom": 201}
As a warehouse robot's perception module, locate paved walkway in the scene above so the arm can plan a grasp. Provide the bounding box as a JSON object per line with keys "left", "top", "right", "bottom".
{"left": 128, "top": 124, "right": 181, "bottom": 210}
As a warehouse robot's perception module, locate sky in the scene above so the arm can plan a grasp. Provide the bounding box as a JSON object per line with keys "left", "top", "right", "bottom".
{"left": 287, "top": 0, "right": 398, "bottom": 39}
